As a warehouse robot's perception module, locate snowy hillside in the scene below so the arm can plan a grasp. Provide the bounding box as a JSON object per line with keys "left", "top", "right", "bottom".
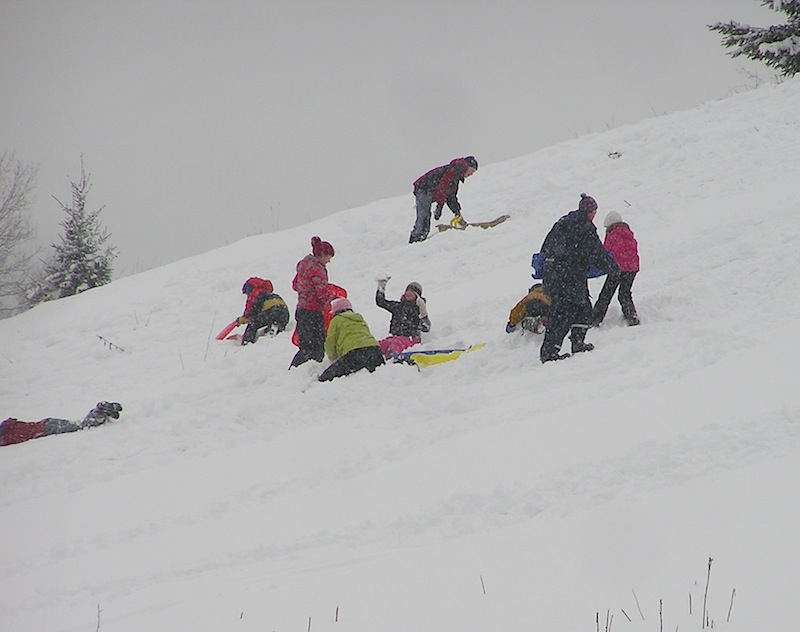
{"left": 2, "top": 79, "right": 800, "bottom": 632}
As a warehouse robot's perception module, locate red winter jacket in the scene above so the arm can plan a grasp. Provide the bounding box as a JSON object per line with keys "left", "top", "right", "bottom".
{"left": 292, "top": 255, "right": 332, "bottom": 311}
{"left": 0, "top": 418, "right": 47, "bottom": 446}
{"left": 413, "top": 158, "right": 472, "bottom": 213}
{"left": 242, "top": 277, "right": 274, "bottom": 316}
{"left": 603, "top": 223, "right": 640, "bottom": 272}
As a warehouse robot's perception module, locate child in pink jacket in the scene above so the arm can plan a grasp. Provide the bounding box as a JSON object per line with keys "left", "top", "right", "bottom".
{"left": 290, "top": 236, "right": 335, "bottom": 367}
{"left": 592, "top": 211, "right": 640, "bottom": 326}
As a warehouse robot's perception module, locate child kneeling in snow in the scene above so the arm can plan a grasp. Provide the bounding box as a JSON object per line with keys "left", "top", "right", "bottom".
{"left": 1, "top": 402, "right": 123, "bottom": 447}
{"left": 375, "top": 277, "right": 430, "bottom": 357}
{"left": 506, "top": 283, "right": 551, "bottom": 334}
{"left": 318, "top": 298, "right": 385, "bottom": 382}
{"left": 239, "top": 277, "right": 290, "bottom": 344}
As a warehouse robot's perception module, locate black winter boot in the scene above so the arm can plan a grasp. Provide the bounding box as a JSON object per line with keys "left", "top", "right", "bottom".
{"left": 624, "top": 307, "right": 640, "bottom": 326}
{"left": 570, "top": 326, "right": 594, "bottom": 354}
{"left": 541, "top": 352, "right": 571, "bottom": 363}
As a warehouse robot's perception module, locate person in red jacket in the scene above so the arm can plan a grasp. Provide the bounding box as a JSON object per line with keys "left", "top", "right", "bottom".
{"left": 1, "top": 402, "right": 122, "bottom": 447}
{"left": 592, "top": 211, "right": 640, "bottom": 326}
{"left": 290, "top": 236, "right": 335, "bottom": 367}
{"left": 238, "top": 277, "right": 290, "bottom": 344}
{"left": 409, "top": 156, "right": 478, "bottom": 243}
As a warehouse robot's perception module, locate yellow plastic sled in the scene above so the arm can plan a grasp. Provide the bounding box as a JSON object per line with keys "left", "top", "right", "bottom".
{"left": 397, "top": 343, "right": 486, "bottom": 367}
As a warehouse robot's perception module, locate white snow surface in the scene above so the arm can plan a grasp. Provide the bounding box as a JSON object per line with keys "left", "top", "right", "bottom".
{"left": 2, "top": 79, "right": 800, "bottom": 632}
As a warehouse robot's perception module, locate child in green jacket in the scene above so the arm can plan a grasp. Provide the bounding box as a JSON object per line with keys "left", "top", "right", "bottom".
{"left": 319, "top": 298, "right": 385, "bottom": 382}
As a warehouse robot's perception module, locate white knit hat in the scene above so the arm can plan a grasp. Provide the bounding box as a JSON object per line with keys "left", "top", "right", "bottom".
{"left": 603, "top": 211, "right": 623, "bottom": 228}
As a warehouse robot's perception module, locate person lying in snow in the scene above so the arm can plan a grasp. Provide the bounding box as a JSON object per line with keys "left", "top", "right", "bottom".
{"left": 318, "top": 298, "right": 385, "bottom": 382}
{"left": 238, "top": 277, "right": 290, "bottom": 344}
{"left": 505, "top": 283, "right": 551, "bottom": 334}
{"left": 374, "top": 276, "right": 431, "bottom": 357}
{"left": 1, "top": 402, "right": 123, "bottom": 447}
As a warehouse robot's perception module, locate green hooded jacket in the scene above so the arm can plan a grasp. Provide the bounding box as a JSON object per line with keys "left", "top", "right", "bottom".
{"left": 325, "top": 311, "right": 380, "bottom": 361}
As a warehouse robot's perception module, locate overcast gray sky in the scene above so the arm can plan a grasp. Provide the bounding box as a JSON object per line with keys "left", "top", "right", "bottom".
{"left": 1, "top": 0, "right": 777, "bottom": 275}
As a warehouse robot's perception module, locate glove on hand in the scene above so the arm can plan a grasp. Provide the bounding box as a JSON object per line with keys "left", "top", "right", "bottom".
{"left": 238, "top": 316, "right": 248, "bottom": 325}
{"left": 433, "top": 204, "right": 443, "bottom": 220}
{"left": 375, "top": 273, "right": 391, "bottom": 290}
{"left": 415, "top": 296, "right": 428, "bottom": 319}
{"left": 97, "top": 401, "right": 123, "bottom": 418}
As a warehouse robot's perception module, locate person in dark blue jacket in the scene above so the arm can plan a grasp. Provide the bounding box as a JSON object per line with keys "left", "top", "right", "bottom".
{"left": 538, "top": 194, "right": 618, "bottom": 363}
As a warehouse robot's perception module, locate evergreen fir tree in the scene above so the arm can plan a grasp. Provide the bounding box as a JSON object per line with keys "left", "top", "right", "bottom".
{"left": 709, "top": 1, "right": 800, "bottom": 77}
{"left": 27, "top": 161, "right": 117, "bottom": 305}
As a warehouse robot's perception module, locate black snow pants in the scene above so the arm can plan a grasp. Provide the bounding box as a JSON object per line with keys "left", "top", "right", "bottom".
{"left": 290, "top": 308, "right": 326, "bottom": 367}
{"left": 318, "top": 346, "right": 385, "bottom": 382}
{"left": 592, "top": 271, "right": 638, "bottom": 325}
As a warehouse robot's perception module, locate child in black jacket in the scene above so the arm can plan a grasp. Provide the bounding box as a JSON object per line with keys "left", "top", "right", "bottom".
{"left": 375, "top": 277, "right": 430, "bottom": 357}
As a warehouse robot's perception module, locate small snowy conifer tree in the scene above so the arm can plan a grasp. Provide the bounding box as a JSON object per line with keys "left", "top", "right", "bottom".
{"left": 709, "top": 1, "right": 800, "bottom": 77}
{"left": 27, "top": 160, "right": 117, "bottom": 305}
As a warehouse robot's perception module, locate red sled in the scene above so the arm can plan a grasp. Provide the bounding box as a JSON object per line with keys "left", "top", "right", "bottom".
{"left": 291, "top": 283, "right": 347, "bottom": 347}
{"left": 215, "top": 319, "right": 240, "bottom": 341}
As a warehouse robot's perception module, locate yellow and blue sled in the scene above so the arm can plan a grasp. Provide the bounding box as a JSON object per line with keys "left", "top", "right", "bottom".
{"left": 391, "top": 343, "right": 486, "bottom": 367}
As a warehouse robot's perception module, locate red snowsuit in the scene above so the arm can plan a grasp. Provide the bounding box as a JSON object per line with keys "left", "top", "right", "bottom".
{"left": 0, "top": 418, "right": 48, "bottom": 446}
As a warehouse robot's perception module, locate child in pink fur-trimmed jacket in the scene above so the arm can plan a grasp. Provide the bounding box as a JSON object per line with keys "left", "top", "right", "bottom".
{"left": 592, "top": 211, "right": 640, "bottom": 326}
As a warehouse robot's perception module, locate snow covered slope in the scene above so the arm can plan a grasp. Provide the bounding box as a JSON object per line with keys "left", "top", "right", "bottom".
{"left": 1, "top": 79, "right": 799, "bottom": 632}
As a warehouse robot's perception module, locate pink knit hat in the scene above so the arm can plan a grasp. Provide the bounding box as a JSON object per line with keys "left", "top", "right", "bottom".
{"left": 311, "top": 236, "right": 335, "bottom": 257}
{"left": 330, "top": 297, "right": 353, "bottom": 315}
